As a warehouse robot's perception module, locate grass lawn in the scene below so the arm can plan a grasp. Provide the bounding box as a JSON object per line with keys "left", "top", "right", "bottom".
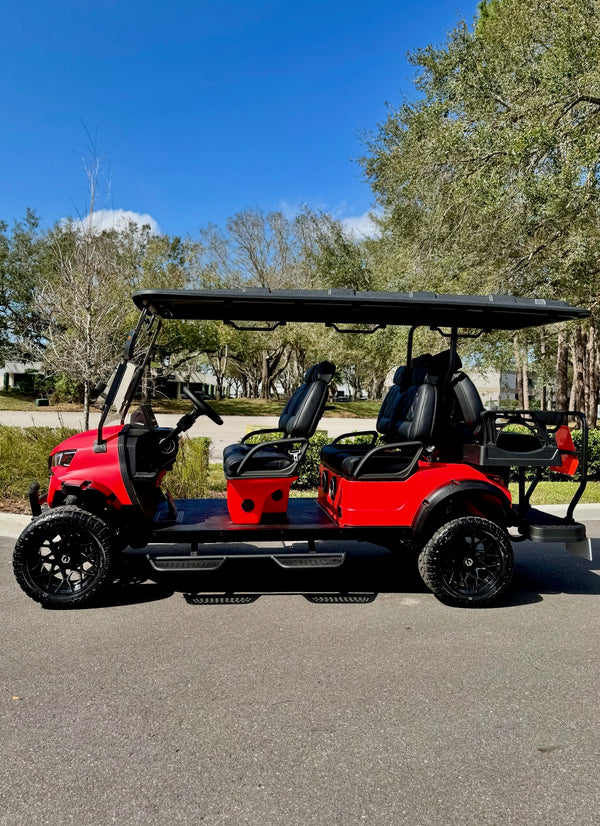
{"left": 153, "top": 397, "right": 380, "bottom": 418}
{"left": 508, "top": 480, "right": 600, "bottom": 506}
{"left": 0, "top": 391, "right": 83, "bottom": 412}
{"left": 0, "top": 391, "right": 380, "bottom": 419}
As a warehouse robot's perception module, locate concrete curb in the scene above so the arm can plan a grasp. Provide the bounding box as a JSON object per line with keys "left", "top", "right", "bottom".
{"left": 0, "top": 513, "right": 30, "bottom": 538}
{"left": 2, "top": 504, "right": 600, "bottom": 540}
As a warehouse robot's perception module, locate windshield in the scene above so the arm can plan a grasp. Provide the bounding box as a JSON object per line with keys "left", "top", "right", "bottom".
{"left": 97, "top": 362, "right": 142, "bottom": 422}
{"left": 96, "top": 312, "right": 162, "bottom": 435}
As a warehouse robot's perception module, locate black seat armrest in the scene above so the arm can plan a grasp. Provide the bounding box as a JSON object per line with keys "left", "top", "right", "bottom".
{"left": 352, "top": 440, "right": 424, "bottom": 479}
{"left": 241, "top": 428, "right": 284, "bottom": 444}
{"left": 236, "top": 436, "right": 309, "bottom": 476}
{"left": 330, "top": 430, "right": 379, "bottom": 446}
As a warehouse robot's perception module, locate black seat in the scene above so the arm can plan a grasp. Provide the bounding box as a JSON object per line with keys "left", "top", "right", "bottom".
{"left": 223, "top": 361, "right": 335, "bottom": 478}
{"left": 449, "top": 369, "right": 560, "bottom": 465}
{"left": 321, "top": 362, "right": 437, "bottom": 478}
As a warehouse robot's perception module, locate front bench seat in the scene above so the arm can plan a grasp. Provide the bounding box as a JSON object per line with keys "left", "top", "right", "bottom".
{"left": 223, "top": 360, "right": 336, "bottom": 478}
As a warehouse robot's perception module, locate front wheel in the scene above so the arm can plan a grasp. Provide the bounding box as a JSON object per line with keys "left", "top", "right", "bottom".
{"left": 418, "top": 516, "right": 514, "bottom": 608}
{"left": 13, "top": 506, "right": 117, "bottom": 609}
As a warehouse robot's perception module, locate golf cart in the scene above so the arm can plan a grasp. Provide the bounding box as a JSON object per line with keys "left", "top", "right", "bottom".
{"left": 13, "top": 288, "right": 592, "bottom": 609}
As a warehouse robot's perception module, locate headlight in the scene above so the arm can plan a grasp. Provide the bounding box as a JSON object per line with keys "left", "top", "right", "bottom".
{"left": 51, "top": 450, "right": 76, "bottom": 468}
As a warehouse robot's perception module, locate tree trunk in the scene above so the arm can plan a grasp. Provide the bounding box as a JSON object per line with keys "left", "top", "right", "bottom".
{"left": 555, "top": 329, "right": 568, "bottom": 411}
{"left": 513, "top": 336, "right": 523, "bottom": 407}
{"left": 260, "top": 351, "right": 269, "bottom": 399}
{"left": 83, "top": 379, "right": 90, "bottom": 432}
{"left": 571, "top": 327, "right": 585, "bottom": 414}
{"left": 586, "top": 325, "right": 599, "bottom": 425}
{"left": 540, "top": 329, "right": 547, "bottom": 410}
{"left": 522, "top": 360, "right": 529, "bottom": 410}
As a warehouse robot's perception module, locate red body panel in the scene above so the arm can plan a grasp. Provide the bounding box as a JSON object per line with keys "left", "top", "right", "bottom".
{"left": 48, "top": 425, "right": 132, "bottom": 507}
{"left": 318, "top": 462, "right": 511, "bottom": 527}
{"left": 226, "top": 476, "right": 298, "bottom": 524}
{"left": 550, "top": 425, "right": 579, "bottom": 476}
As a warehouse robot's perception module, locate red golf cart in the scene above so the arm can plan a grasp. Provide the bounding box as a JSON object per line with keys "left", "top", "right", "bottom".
{"left": 13, "top": 288, "right": 592, "bottom": 608}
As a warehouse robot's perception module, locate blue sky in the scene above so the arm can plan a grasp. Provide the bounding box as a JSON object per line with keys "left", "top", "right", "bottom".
{"left": 1, "top": 0, "right": 472, "bottom": 237}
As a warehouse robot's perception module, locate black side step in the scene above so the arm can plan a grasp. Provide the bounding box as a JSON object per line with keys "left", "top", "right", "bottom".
{"left": 148, "top": 556, "right": 225, "bottom": 572}
{"left": 184, "top": 594, "right": 259, "bottom": 605}
{"left": 148, "top": 552, "right": 346, "bottom": 573}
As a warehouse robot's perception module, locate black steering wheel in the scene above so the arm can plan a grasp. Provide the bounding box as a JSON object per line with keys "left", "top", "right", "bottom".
{"left": 182, "top": 385, "right": 223, "bottom": 426}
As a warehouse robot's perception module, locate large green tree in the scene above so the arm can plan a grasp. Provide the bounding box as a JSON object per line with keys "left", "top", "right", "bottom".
{"left": 362, "top": 0, "right": 600, "bottom": 418}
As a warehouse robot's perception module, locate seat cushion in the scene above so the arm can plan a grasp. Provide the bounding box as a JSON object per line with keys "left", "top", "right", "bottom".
{"left": 223, "top": 443, "right": 295, "bottom": 477}
{"left": 321, "top": 445, "right": 414, "bottom": 477}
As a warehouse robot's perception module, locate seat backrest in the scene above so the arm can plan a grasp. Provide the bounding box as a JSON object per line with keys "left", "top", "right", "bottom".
{"left": 450, "top": 371, "right": 485, "bottom": 430}
{"left": 278, "top": 361, "right": 336, "bottom": 438}
{"left": 376, "top": 364, "right": 437, "bottom": 442}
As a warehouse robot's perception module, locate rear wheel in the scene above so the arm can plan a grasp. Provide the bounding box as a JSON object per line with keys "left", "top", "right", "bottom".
{"left": 13, "top": 506, "right": 117, "bottom": 608}
{"left": 418, "top": 516, "right": 514, "bottom": 607}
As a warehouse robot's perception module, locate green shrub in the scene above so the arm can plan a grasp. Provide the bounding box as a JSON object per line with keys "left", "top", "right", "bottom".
{"left": 509, "top": 427, "right": 600, "bottom": 483}
{"left": 0, "top": 426, "right": 211, "bottom": 506}
{"left": 573, "top": 429, "right": 600, "bottom": 480}
{"left": 0, "top": 425, "right": 78, "bottom": 501}
{"left": 168, "top": 436, "right": 211, "bottom": 498}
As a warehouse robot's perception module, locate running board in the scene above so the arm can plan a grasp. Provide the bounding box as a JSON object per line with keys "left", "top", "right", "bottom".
{"left": 148, "top": 556, "right": 225, "bottom": 572}
{"left": 272, "top": 553, "right": 346, "bottom": 569}
{"left": 148, "top": 551, "right": 347, "bottom": 573}
{"left": 304, "top": 593, "right": 376, "bottom": 603}
{"left": 184, "top": 594, "right": 259, "bottom": 605}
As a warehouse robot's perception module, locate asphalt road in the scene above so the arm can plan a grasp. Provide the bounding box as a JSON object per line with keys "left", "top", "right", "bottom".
{"left": 2, "top": 528, "right": 600, "bottom": 826}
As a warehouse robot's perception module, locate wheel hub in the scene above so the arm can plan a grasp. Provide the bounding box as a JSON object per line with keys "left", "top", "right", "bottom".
{"left": 463, "top": 556, "right": 474, "bottom": 567}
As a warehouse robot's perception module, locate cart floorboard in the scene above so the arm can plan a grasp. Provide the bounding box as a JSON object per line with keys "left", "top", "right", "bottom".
{"left": 148, "top": 498, "right": 411, "bottom": 545}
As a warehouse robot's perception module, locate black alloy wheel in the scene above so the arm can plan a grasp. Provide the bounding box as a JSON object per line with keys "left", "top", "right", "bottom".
{"left": 418, "top": 516, "right": 514, "bottom": 607}
{"left": 13, "top": 506, "right": 117, "bottom": 608}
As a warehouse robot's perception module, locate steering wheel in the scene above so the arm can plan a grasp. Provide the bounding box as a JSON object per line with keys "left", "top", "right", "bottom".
{"left": 182, "top": 385, "right": 223, "bottom": 426}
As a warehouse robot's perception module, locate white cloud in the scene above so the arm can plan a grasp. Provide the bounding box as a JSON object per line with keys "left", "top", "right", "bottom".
{"left": 71, "top": 209, "right": 160, "bottom": 235}
{"left": 279, "top": 199, "right": 380, "bottom": 240}
{"left": 340, "top": 211, "right": 379, "bottom": 240}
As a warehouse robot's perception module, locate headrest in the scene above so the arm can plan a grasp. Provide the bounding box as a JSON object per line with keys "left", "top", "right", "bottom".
{"left": 304, "top": 360, "right": 336, "bottom": 384}
{"left": 412, "top": 349, "right": 462, "bottom": 375}
{"left": 392, "top": 364, "right": 430, "bottom": 386}
{"left": 392, "top": 350, "right": 462, "bottom": 388}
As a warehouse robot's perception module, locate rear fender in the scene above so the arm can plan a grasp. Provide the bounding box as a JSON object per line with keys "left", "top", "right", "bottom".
{"left": 412, "top": 480, "right": 513, "bottom": 540}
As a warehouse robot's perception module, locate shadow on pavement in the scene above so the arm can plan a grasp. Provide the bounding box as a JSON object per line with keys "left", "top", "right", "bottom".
{"left": 89, "top": 535, "right": 600, "bottom": 610}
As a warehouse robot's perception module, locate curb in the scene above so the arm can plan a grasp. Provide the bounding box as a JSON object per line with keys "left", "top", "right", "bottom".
{"left": 0, "top": 513, "right": 30, "bottom": 538}
{"left": 2, "top": 504, "right": 600, "bottom": 541}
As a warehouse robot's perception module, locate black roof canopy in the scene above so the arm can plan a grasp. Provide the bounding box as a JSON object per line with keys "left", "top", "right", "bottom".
{"left": 132, "top": 288, "right": 589, "bottom": 330}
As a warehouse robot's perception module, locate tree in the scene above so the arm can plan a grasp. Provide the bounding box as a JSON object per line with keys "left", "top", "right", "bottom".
{"left": 362, "top": 0, "right": 600, "bottom": 419}
{"left": 33, "top": 222, "right": 134, "bottom": 428}
{"left": 0, "top": 209, "right": 46, "bottom": 361}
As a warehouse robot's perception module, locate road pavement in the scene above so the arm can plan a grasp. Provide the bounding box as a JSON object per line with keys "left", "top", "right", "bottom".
{"left": 0, "top": 410, "right": 377, "bottom": 461}
{"left": 2, "top": 520, "right": 600, "bottom": 825}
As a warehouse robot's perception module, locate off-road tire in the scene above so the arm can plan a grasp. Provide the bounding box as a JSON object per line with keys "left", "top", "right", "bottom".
{"left": 13, "top": 506, "right": 117, "bottom": 609}
{"left": 418, "top": 516, "right": 514, "bottom": 608}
